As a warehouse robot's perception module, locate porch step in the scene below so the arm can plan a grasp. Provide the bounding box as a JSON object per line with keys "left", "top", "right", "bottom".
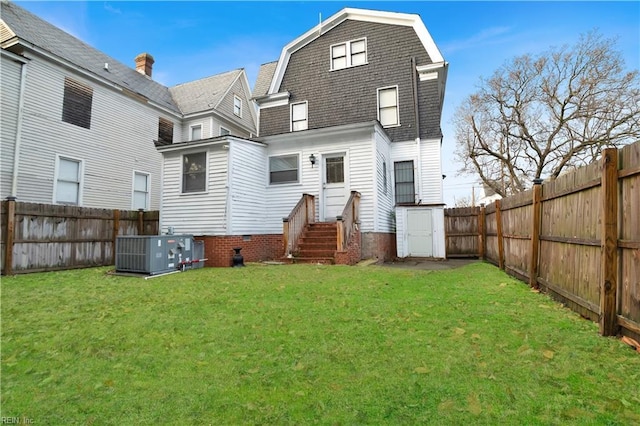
{"left": 290, "top": 222, "right": 338, "bottom": 264}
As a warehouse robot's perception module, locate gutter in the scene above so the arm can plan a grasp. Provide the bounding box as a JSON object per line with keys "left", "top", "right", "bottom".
{"left": 10, "top": 57, "right": 28, "bottom": 198}
{"left": 411, "top": 57, "right": 423, "bottom": 204}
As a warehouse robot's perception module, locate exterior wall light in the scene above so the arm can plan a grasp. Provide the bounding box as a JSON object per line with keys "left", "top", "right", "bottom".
{"left": 309, "top": 153, "right": 317, "bottom": 168}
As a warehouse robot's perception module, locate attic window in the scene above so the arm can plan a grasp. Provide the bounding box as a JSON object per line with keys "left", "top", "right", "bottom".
{"left": 157, "top": 118, "right": 174, "bottom": 145}
{"left": 62, "top": 77, "right": 93, "bottom": 129}
{"left": 330, "top": 38, "right": 367, "bottom": 71}
{"left": 233, "top": 95, "right": 242, "bottom": 117}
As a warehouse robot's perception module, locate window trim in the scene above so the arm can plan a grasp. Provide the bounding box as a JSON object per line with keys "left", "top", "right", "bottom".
{"left": 329, "top": 37, "right": 368, "bottom": 71}
{"left": 290, "top": 101, "right": 308, "bottom": 132}
{"left": 132, "top": 171, "right": 151, "bottom": 210}
{"left": 268, "top": 153, "right": 300, "bottom": 186}
{"left": 233, "top": 95, "right": 243, "bottom": 117}
{"left": 53, "top": 154, "right": 84, "bottom": 206}
{"left": 189, "top": 123, "right": 203, "bottom": 141}
{"left": 181, "top": 151, "right": 208, "bottom": 194}
{"left": 377, "top": 85, "right": 400, "bottom": 128}
{"left": 394, "top": 160, "right": 416, "bottom": 205}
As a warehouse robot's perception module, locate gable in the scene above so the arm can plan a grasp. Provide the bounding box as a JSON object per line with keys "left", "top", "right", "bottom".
{"left": 268, "top": 8, "right": 445, "bottom": 95}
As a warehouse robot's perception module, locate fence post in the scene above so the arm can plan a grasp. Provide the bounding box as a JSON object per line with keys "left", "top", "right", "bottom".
{"left": 137, "top": 208, "right": 145, "bottom": 235}
{"left": 112, "top": 209, "right": 120, "bottom": 264}
{"left": 529, "top": 179, "right": 543, "bottom": 289}
{"left": 600, "top": 148, "right": 619, "bottom": 336}
{"left": 478, "top": 205, "right": 485, "bottom": 260}
{"left": 495, "top": 199, "right": 505, "bottom": 270}
{"left": 3, "top": 197, "right": 16, "bottom": 275}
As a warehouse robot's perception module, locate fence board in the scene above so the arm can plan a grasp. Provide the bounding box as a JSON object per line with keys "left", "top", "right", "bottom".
{"left": 445, "top": 140, "right": 640, "bottom": 339}
{"left": 1, "top": 201, "right": 159, "bottom": 274}
{"left": 444, "top": 207, "right": 479, "bottom": 257}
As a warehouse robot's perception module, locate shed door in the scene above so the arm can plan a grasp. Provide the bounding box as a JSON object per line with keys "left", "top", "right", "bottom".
{"left": 407, "top": 209, "right": 433, "bottom": 257}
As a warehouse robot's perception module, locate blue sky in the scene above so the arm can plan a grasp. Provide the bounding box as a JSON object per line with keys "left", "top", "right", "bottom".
{"left": 14, "top": 1, "right": 640, "bottom": 206}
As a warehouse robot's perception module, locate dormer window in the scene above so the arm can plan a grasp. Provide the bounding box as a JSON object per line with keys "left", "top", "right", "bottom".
{"left": 330, "top": 38, "right": 367, "bottom": 71}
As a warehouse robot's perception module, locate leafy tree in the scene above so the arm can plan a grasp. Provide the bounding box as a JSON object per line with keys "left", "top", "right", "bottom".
{"left": 454, "top": 30, "right": 640, "bottom": 196}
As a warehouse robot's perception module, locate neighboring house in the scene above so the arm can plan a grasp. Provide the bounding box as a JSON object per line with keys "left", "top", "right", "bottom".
{"left": 0, "top": 1, "right": 255, "bottom": 211}
{"left": 477, "top": 183, "right": 502, "bottom": 206}
{"left": 159, "top": 8, "right": 449, "bottom": 264}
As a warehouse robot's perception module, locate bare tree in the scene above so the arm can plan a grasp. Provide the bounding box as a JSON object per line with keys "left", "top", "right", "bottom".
{"left": 454, "top": 30, "right": 640, "bottom": 197}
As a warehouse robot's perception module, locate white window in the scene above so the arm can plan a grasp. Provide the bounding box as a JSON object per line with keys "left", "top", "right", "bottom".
{"left": 54, "top": 156, "right": 83, "bottom": 205}
{"left": 291, "top": 101, "right": 308, "bottom": 132}
{"left": 269, "top": 154, "right": 299, "bottom": 185}
{"left": 220, "top": 126, "right": 230, "bottom": 136}
{"left": 233, "top": 95, "right": 242, "bottom": 117}
{"left": 133, "top": 172, "right": 150, "bottom": 210}
{"left": 377, "top": 86, "right": 399, "bottom": 127}
{"left": 190, "top": 124, "right": 202, "bottom": 141}
{"left": 182, "top": 152, "right": 207, "bottom": 193}
{"left": 330, "top": 38, "right": 367, "bottom": 70}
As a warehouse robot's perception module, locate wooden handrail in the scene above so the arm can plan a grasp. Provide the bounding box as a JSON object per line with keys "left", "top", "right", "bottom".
{"left": 336, "top": 191, "right": 361, "bottom": 251}
{"left": 283, "top": 193, "right": 315, "bottom": 256}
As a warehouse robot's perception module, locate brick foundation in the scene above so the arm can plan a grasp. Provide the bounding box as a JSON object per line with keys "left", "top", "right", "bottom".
{"left": 335, "top": 228, "right": 362, "bottom": 265}
{"left": 361, "top": 232, "right": 397, "bottom": 261}
{"left": 195, "top": 234, "right": 283, "bottom": 267}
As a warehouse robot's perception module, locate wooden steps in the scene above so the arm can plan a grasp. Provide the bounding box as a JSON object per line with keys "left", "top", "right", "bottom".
{"left": 287, "top": 222, "right": 337, "bottom": 264}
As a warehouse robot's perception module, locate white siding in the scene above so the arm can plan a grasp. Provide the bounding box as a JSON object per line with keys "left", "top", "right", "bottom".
{"left": 420, "top": 138, "right": 443, "bottom": 204}
{"left": 263, "top": 128, "right": 377, "bottom": 234}
{"left": 228, "top": 140, "right": 267, "bottom": 234}
{"left": 390, "top": 138, "right": 443, "bottom": 204}
{"left": 0, "top": 54, "right": 23, "bottom": 199}
{"left": 374, "top": 127, "right": 394, "bottom": 232}
{"left": 161, "top": 146, "right": 229, "bottom": 235}
{"left": 8, "top": 53, "right": 166, "bottom": 209}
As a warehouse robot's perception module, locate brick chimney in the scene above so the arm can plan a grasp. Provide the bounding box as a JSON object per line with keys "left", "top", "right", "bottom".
{"left": 134, "top": 53, "right": 154, "bottom": 78}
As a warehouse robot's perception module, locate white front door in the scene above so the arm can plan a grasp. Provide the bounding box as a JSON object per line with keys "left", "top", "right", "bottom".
{"left": 407, "top": 209, "right": 433, "bottom": 257}
{"left": 321, "top": 153, "right": 347, "bottom": 221}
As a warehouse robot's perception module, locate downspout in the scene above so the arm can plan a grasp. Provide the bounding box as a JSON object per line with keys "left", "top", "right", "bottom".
{"left": 10, "top": 60, "right": 28, "bottom": 198}
{"left": 410, "top": 57, "right": 422, "bottom": 204}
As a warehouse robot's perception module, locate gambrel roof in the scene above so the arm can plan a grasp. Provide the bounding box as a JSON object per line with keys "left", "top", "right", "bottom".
{"left": 0, "top": 0, "right": 180, "bottom": 114}
{"left": 266, "top": 8, "right": 447, "bottom": 96}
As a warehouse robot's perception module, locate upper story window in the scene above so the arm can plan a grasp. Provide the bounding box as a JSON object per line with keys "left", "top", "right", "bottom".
{"left": 330, "top": 38, "right": 367, "bottom": 71}
{"left": 269, "top": 154, "right": 299, "bottom": 185}
{"left": 55, "top": 155, "right": 83, "bottom": 205}
{"left": 377, "top": 86, "right": 399, "bottom": 127}
{"left": 133, "top": 171, "right": 150, "bottom": 210}
{"left": 62, "top": 77, "right": 93, "bottom": 129}
{"left": 233, "top": 95, "right": 243, "bottom": 117}
{"left": 190, "top": 124, "right": 202, "bottom": 141}
{"left": 182, "top": 152, "right": 207, "bottom": 193}
{"left": 158, "top": 117, "right": 174, "bottom": 145}
{"left": 291, "top": 101, "right": 308, "bottom": 132}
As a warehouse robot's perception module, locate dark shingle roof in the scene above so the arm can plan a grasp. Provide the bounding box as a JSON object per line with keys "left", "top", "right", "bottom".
{"left": 170, "top": 69, "right": 242, "bottom": 115}
{"left": 252, "top": 61, "right": 277, "bottom": 98}
{"left": 0, "top": 0, "right": 180, "bottom": 114}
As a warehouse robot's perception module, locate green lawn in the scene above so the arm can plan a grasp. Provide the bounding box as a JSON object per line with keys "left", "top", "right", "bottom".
{"left": 1, "top": 263, "right": 639, "bottom": 425}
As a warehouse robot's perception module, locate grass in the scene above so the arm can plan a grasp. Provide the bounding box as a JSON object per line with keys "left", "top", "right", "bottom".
{"left": 1, "top": 262, "right": 639, "bottom": 425}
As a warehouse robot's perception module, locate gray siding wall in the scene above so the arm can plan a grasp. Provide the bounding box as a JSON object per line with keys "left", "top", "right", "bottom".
{"left": 260, "top": 20, "right": 442, "bottom": 140}
{"left": 0, "top": 54, "right": 23, "bottom": 199}
{"left": 218, "top": 77, "right": 257, "bottom": 135}
{"left": 7, "top": 53, "right": 167, "bottom": 209}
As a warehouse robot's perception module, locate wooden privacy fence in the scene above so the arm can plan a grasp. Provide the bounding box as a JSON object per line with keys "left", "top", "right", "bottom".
{"left": 445, "top": 142, "right": 640, "bottom": 340}
{"left": 1, "top": 200, "right": 159, "bottom": 275}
